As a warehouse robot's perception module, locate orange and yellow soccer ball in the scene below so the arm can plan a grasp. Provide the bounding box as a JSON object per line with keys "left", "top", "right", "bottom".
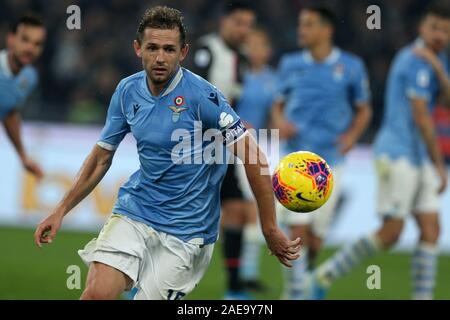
{"left": 272, "top": 151, "right": 334, "bottom": 213}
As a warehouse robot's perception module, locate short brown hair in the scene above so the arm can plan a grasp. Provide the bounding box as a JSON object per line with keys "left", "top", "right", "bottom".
{"left": 136, "top": 6, "right": 187, "bottom": 46}
{"left": 11, "top": 12, "right": 45, "bottom": 33}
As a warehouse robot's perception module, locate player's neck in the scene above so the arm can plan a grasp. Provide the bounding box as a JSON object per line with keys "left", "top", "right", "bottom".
{"left": 309, "top": 43, "right": 333, "bottom": 62}
{"left": 251, "top": 62, "right": 266, "bottom": 73}
{"left": 7, "top": 51, "right": 23, "bottom": 75}
{"left": 147, "top": 77, "right": 167, "bottom": 96}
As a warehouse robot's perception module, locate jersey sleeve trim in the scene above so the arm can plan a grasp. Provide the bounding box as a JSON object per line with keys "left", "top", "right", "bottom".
{"left": 97, "top": 141, "right": 118, "bottom": 151}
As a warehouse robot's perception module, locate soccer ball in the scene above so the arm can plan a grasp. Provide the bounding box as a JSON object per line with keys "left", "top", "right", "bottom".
{"left": 272, "top": 151, "right": 334, "bottom": 213}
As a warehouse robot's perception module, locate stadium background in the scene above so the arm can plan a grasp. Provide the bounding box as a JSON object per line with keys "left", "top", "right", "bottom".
{"left": 1, "top": 0, "right": 450, "bottom": 299}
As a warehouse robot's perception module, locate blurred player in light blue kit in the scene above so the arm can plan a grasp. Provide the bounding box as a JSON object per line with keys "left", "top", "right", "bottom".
{"left": 1, "top": 13, "right": 46, "bottom": 179}
{"left": 34, "top": 6, "right": 300, "bottom": 300}
{"left": 271, "top": 4, "right": 372, "bottom": 299}
{"left": 236, "top": 27, "right": 277, "bottom": 293}
{"left": 312, "top": 2, "right": 450, "bottom": 300}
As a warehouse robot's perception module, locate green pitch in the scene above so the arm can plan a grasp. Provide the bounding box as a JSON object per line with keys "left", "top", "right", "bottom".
{"left": 1, "top": 226, "right": 450, "bottom": 300}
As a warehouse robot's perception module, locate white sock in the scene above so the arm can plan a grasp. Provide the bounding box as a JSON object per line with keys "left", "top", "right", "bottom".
{"left": 282, "top": 246, "right": 309, "bottom": 299}
{"left": 240, "top": 224, "right": 263, "bottom": 281}
{"left": 411, "top": 241, "right": 438, "bottom": 300}
{"left": 316, "top": 234, "right": 380, "bottom": 287}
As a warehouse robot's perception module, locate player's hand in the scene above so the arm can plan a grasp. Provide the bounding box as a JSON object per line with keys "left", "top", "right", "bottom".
{"left": 34, "top": 211, "right": 63, "bottom": 247}
{"left": 22, "top": 157, "right": 44, "bottom": 180}
{"left": 276, "top": 119, "right": 297, "bottom": 140}
{"left": 413, "top": 47, "right": 444, "bottom": 73}
{"left": 338, "top": 132, "right": 357, "bottom": 154}
{"left": 437, "top": 163, "right": 448, "bottom": 194}
{"left": 263, "top": 227, "right": 301, "bottom": 267}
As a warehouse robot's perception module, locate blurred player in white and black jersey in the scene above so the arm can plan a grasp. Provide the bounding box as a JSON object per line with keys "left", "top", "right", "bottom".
{"left": 0, "top": 13, "right": 46, "bottom": 180}
{"left": 191, "top": 1, "right": 258, "bottom": 299}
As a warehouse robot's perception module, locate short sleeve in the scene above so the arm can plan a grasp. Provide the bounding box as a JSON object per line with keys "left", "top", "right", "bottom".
{"left": 0, "top": 67, "right": 38, "bottom": 113}
{"left": 405, "top": 59, "right": 434, "bottom": 102}
{"left": 97, "top": 84, "right": 130, "bottom": 151}
{"left": 198, "top": 86, "right": 247, "bottom": 146}
{"left": 350, "top": 59, "right": 371, "bottom": 106}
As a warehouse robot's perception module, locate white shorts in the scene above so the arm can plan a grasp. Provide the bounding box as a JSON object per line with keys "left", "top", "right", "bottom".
{"left": 278, "top": 165, "right": 343, "bottom": 238}
{"left": 78, "top": 214, "right": 214, "bottom": 300}
{"left": 375, "top": 156, "right": 439, "bottom": 218}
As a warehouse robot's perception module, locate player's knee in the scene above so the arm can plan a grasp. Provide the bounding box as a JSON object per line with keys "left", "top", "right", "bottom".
{"left": 80, "top": 285, "right": 114, "bottom": 300}
{"left": 377, "top": 221, "right": 403, "bottom": 249}
{"left": 420, "top": 221, "right": 440, "bottom": 244}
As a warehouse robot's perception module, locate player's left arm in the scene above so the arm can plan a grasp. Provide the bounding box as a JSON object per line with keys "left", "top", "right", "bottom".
{"left": 228, "top": 133, "right": 301, "bottom": 267}
{"left": 198, "top": 85, "right": 300, "bottom": 267}
{"left": 2, "top": 109, "right": 43, "bottom": 179}
{"left": 414, "top": 47, "right": 450, "bottom": 107}
{"left": 339, "top": 59, "right": 373, "bottom": 154}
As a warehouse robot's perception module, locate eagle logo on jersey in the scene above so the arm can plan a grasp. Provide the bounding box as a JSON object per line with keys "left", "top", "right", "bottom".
{"left": 169, "top": 105, "right": 188, "bottom": 123}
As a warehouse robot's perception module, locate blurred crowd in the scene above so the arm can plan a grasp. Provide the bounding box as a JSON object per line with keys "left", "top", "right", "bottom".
{"left": 0, "top": 0, "right": 445, "bottom": 141}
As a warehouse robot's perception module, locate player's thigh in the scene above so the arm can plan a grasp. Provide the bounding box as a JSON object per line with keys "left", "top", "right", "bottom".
{"left": 82, "top": 261, "right": 132, "bottom": 300}
{"left": 375, "top": 156, "right": 419, "bottom": 219}
{"left": 310, "top": 165, "right": 343, "bottom": 238}
{"left": 79, "top": 214, "right": 147, "bottom": 290}
{"left": 135, "top": 233, "right": 214, "bottom": 300}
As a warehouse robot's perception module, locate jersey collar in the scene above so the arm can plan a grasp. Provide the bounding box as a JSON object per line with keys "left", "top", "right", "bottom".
{"left": 0, "top": 50, "right": 13, "bottom": 78}
{"left": 413, "top": 37, "right": 425, "bottom": 48}
{"left": 143, "top": 67, "right": 184, "bottom": 98}
{"left": 161, "top": 67, "right": 183, "bottom": 97}
{"left": 302, "top": 47, "right": 341, "bottom": 65}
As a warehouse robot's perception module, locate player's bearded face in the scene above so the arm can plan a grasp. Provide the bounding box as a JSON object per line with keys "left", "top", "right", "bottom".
{"left": 134, "top": 28, "right": 188, "bottom": 85}
{"left": 7, "top": 25, "right": 46, "bottom": 66}
{"left": 420, "top": 15, "right": 450, "bottom": 52}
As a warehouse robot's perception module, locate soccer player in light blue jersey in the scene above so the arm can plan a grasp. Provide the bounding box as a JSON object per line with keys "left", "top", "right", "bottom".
{"left": 312, "top": 2, "right": 450, "bottom": 300}
{"left": 34, "top": 6, "right": 300, "bottom": 300}
{"left": 236, "top": 27, "right": 277, "bottom": 293}
{"left": 1, "top": 14, "right": 46, "bottom": 179}
{"left": 271, "top": 5, "right": 372, "bottom": 299}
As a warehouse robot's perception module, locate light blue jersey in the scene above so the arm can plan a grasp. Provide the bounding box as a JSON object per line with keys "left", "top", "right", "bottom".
{"left": 236, "top": 66, "right": 276, "bottom": 131}
{"left": 374, "top": 39, "right": 449, "bottom": 166}
{"left": 0, "top": 50, "right": 38, "bottom": 119}
{"left": 276, "top": 48, "right": 370, "bottom": 166}
{"left": 98, "top": 67, "right": 246, "bottom": 245}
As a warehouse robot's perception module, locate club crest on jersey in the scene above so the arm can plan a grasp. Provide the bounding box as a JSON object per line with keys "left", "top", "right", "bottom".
{"left": 333, "top": 63, "right": 345, "bottom": 81}
{"left": 169, "top": 105, "right": 188, "bottom": 123}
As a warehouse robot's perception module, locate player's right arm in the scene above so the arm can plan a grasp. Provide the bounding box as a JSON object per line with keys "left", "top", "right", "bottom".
{"left": 34, "top": 145, "right": 114, "bottom": 247}
{"left": 34, "top": 83, "right": 130, "bottom": 247}
{"left": 410, "top": 97, "right": 447, "bottom": 193}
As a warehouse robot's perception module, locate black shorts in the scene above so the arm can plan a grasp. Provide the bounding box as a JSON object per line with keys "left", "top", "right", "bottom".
{"left": 220, "top": 164, "right": 244, "bottom": 201}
